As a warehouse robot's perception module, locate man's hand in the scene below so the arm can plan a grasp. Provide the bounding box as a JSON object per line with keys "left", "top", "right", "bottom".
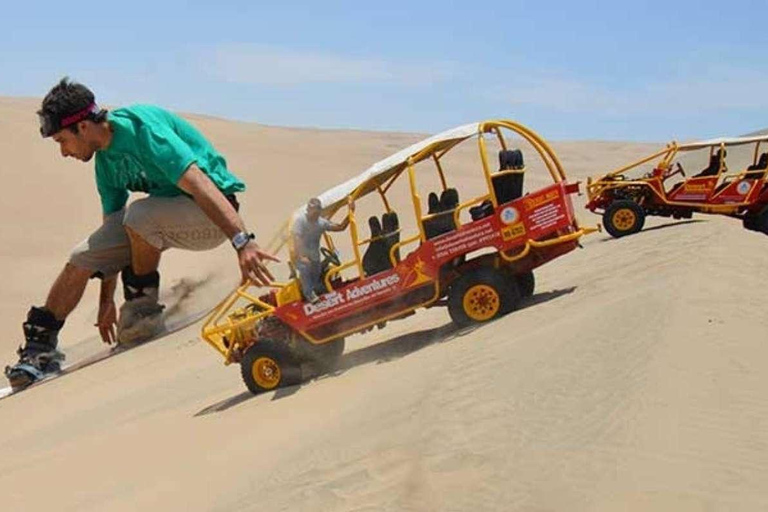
{"left": 95, "top": 300, "right": 117, "bottom": 344}
{"left": 239, "top": 242, "right": 280, "bottom": 286}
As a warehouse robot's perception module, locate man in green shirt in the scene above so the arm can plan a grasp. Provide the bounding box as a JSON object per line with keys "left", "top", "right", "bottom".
{"left": 5, "top": 78, "right": 277, "bottom": 390}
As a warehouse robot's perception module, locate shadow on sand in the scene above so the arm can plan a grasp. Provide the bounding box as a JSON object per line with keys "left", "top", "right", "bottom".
{"left": 194, "top": 286, "right": 576, "bottom": 417}
{"left": 599, "top": 219, "right": 703, "bottom": 242}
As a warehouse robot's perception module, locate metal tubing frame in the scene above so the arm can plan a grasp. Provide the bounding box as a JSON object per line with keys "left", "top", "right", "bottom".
{"left": 590, "top": 138, "right": 768, "bottom": 202}
{"left": 201, "top": 281, "right": 279, "bottom": 363}
{"left": 202, "top": 119, "right": 593, "bottom": 362}
{"left": 498, "top": 228, "right": 592, "bottom": 264}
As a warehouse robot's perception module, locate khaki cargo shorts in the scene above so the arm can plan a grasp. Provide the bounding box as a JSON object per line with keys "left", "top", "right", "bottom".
{"left": 70, "top": 196, "right": 228, "bottom": 278}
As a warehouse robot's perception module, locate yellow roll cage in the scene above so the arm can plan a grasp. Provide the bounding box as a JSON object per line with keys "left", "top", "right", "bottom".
{"left": 587, "top": 135, "right": 768, "bottom": 209}
{"left": 202, "top": 120, "right": 594, "bottom": 363}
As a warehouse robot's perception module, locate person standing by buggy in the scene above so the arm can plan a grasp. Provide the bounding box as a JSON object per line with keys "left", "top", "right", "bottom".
{"left": 4, "top": 78, "right": 278, "bottom": 390}
{"left": 292, "top": 198, "right": 353, "bottom": 303}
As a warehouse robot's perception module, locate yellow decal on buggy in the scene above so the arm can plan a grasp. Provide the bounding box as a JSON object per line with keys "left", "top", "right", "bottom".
{"left": 683, "top": 183, "right": 710, "bottom": 192}
{"left": 523, "top": 189, "right": 560, "bottom": 210}
{"left": 402, "top": 258, "right": 432, "bottom": 288}
{"left": 502, "top": 223, "right": 526, "bottom": 241}
{"left": 276, "top": 281, "right": 302, "bottom": 306}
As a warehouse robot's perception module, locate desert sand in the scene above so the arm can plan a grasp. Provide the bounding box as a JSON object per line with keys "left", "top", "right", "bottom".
{"left": 0, "top": 96, "right": 766, "bottom": 511}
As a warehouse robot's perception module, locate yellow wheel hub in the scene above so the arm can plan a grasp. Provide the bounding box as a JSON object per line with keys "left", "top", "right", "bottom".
{"left": 463, "top": 284, "right": 501, "bottom": 321}
{"left": 252, "top": 356, "right": 281, "bottom": 389}
{"left": 612, "top": 208, "right": 637, "bottom": 231}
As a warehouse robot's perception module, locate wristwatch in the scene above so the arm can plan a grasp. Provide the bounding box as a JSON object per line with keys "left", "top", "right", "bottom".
{"left": 231, "top": 231, "right": 255, "bottom": 251}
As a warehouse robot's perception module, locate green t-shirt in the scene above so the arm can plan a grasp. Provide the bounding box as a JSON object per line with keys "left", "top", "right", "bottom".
{"left": 95, "top": 105, "right": 246, "bottom": 214}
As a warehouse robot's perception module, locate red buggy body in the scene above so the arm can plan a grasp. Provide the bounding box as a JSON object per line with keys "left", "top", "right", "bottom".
{"left": 586, "top": 135, "right": 768, "bottom": 237}
{"left": 202, "top": 120, "right": 596, "bottom": 393}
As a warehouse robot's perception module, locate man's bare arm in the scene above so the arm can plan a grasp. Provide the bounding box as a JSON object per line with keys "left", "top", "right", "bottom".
{"left": 327, "top": 202, "right": 355, "bottom": 232}
{"left": 177, "top": 164, "right": 245, "bottom": 238}
{"left": 100, "top": 213, "right": 119, "bottom": 301}
{"left": 96, "top": 214, "right": 119, "bottom": 343}
{"left": 100, "top": 275, "right": 117, "bottom": 301}
{"left": 327, "top": 217, "right": 349, "bottom": 232}
{"left": 177, "top": 164, "right": 278, "bottom": 285}
{"left": 292, "top": 231, "right": 310, "bottom": 262}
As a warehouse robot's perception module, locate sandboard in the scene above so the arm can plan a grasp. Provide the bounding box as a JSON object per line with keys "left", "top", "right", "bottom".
{"left": 0, "top": 308, "right": 211, "bottom": 401}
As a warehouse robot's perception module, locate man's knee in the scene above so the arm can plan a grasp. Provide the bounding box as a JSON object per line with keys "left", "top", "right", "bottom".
{"left": 69, "top": 238, "right": 130, "bottom": 279}
{"left": 63, "top": 262, "right": 95, "bottom": 280}
{"left": 123, "top": 200, "right": 162, "bottom": 249}
{"left": 124, "top": 224, "right": 153, "bottom": 246}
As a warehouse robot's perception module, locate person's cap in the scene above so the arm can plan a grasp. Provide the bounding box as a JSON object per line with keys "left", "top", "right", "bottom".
{"left": 38, "top": 102, "right": 102, "bottom": 138}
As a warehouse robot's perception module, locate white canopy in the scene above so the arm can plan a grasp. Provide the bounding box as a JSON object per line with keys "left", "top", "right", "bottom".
{"left": 291, "top": 122, "right": 482, "bottom": 220}
{"left": 678, "top": 134, "right": 768, "bottom": 151}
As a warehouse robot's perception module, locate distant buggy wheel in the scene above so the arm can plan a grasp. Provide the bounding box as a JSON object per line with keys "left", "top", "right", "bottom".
{"left": 448, "top": 268, "right": 520, "bottom": 327}
{"left": 240, "top": 340, "right": 301, "bottom": 394}
{"left": 603, "top": 200, "right": 646, "bottom": 238}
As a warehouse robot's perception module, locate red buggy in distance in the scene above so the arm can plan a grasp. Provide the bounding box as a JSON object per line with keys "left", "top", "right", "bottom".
{"left": 202, "top": 120, "right": 598, "bottom": 394}
{"left": 585, "top": 134, "right": 768, "bottom": 238}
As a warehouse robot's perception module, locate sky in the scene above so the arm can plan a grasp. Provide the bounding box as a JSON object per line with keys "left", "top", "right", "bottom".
{"left": 1, "top": 0, "right": 767, "bottom": 141}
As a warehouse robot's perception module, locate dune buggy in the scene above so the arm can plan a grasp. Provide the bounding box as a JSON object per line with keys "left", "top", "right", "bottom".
{"left": 586, "top": 134, "right": 768, "bottom": 237}
{"left": 202, "top": 120, "right": 597, "bottom": 394}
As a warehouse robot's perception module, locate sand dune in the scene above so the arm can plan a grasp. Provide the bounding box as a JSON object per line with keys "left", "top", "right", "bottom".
{"left": 0, "top": 97, "right": 766, "bottom": 511}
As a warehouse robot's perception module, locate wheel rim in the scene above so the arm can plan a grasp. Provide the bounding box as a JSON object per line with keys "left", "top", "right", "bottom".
{"left": 612, "top": 208, "right": 637, "bottom": 231}
{"left": 463, "top": 284, "right": 501, "bottom": 321}
{"left": 252, "top": 356, "right": 281, "bottom": 389}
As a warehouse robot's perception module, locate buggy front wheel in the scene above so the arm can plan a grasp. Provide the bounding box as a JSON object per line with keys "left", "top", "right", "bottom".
{"left": 603, "top": 200, "right": 646, "bottom": 238}
{"left": 240, "top": 340, "right": 301, "bottom": 394}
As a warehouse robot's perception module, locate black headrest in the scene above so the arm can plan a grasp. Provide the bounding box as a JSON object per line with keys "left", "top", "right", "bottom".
{"left": 499, "top": 149, "right": 524, "bottom": 170}
{"left": 368, "top": 216, "right": 382, "bottom": 237}
{"left": 440, "top": 188, "right": 459, "bottom": 209}
{"left": 759, "top": 152, "right": 768, "bottom": 168}
{"left": 428, "top": 192, "right": 439, "bottom": 213}
{"left": 382, "top": 211, "right": 399, "bottom": 233}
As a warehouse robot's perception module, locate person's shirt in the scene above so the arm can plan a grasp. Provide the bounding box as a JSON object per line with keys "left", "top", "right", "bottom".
{"left": 292, "top": 212, "right": 333, "bottom": 262}
{"left": 94, "top": 105, "right": 246, "bottom": 215}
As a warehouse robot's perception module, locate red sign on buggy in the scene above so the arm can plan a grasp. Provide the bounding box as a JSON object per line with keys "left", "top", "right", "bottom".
{"left": 519, "top": 184, "right": 572, "bottom": 239}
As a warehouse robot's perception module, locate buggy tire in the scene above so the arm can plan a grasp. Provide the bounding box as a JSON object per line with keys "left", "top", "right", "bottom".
{"left": 448, "top": 268, "right": 520, "bottom": 328}
{"left": 743, "top": 213, "right": 759, "bottom": 232}
{"left": 745, "top": 205, "right": 768, "bottom": 234}
{"left": 516, "top": 271, "right": 535, "bottom": 299}
{"left": 603, "top": 200, "right": 646, "bottom": 238}
{"left": 240, "top": 339, "right": 301, "bottom": 395}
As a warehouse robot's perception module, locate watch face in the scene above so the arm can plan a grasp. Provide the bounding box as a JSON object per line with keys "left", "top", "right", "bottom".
{"left": 232, "top": 232, "right": 247, "bottom": 249}
{"left": 232, "top": 232, "right": 255, "bottom": 250}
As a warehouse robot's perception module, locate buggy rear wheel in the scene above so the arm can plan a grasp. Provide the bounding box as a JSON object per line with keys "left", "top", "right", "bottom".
{"left": 240, "top": 340, "right": 301, "bottom": 394}
{"left": 603, "top": 200, "right": 646, "bottom": 238}
{"left": 448, "top": 268, "right": 520, "bottom": 327}
{"left": 516, "top": 271, "right": 535, "bottom": 299}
